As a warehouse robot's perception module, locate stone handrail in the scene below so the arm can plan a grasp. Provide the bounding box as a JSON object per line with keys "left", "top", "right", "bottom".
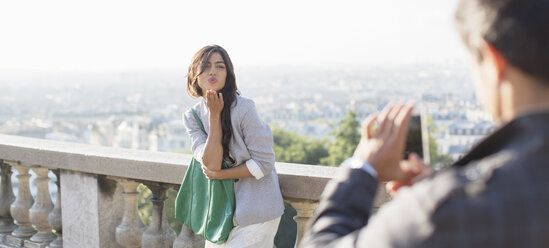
{"left": 0, "top": 134, "right": 340, "bottom": 248}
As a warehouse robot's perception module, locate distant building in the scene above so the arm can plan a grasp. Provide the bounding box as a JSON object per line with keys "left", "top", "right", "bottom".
{"left": 439, "top": 120, "right": 496, "bottom": 159}
{"left": 153, "top": 119, "right": 190, "bottom": 152}
{"left": 85, "top": 121, "right": 116, "bottom": 147}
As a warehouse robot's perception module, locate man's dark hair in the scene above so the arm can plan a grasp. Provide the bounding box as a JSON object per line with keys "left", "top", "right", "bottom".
{"left": 455, "top": 0, "right": 549, "bottom": 83}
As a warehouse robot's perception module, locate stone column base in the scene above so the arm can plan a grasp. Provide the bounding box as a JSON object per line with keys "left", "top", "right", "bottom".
{"left": 0, "top": 243, "right": 18, "bottom": 248}
{"left": 0, "top": 234, "right": 6, "bottom": 248}
{"left": 4, "top": 235, "right": 27, "bottom": 247}
{"left": 0, "top": 222, "right": 17, "bottom": 235}
{"left": 24, "top": 240, "right": 49, "bottom": 248}
{"left": 46, "top": 237, "right": 62, "bottom": 248}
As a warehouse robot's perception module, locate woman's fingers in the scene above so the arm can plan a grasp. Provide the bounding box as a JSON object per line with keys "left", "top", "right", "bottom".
{"left": 217, "top": 92, "right": 224, "bottom": 107}
{"left": 201, "top": 165, "right": 211, "bottom": 179}
{"left": 210, "top": 90, "right": 218, "bottom": 101}
{"left": 204, "top": 90, "right": 224, "bottom": 112}
{"left": 205, "top": 90, "right": 214, "bottom": 103}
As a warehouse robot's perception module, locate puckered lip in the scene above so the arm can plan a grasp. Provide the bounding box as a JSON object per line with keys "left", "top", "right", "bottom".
{"left": 208, "top": 77, "right": 217, "bottom": 83}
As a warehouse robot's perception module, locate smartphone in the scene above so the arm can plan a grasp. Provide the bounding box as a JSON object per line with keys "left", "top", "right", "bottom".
{"left": 404, "top": 114, "right": 430, "bottom": 164}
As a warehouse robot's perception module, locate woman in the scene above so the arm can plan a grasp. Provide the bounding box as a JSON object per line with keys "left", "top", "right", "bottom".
{"left": 183, "top": 45, "right": 284, "bottom": 247}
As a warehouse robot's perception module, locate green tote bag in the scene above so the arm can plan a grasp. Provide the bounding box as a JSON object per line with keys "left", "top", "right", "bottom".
{"left": 175, "top": 109, "right": 235, "bottom": 244}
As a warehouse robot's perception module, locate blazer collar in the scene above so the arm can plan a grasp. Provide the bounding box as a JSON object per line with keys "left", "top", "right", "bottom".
{"left": 453, "top": 111, "right": 549, "bottom": 167}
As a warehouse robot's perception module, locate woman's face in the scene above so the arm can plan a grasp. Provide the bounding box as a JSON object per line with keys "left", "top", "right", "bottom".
{"left": 197, "top": 52, "right": 227, "bottom": 94}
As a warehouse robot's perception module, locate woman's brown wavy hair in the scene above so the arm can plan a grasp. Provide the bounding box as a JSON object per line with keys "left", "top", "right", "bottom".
{"left": 186, "top": 45, "right": 239, "bottom": 164}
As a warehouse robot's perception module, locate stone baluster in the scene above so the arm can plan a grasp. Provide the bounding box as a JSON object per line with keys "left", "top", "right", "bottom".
{"left": 25, "top": 167, "right": 55, "bottom": 247}
{"left": 115, "top": 179, "right": 145, "bottom": 248}
{"left": 172, "top": 218, "right": 204, "bottom": 248}
{"left": 141, "top": 183, "right": 176, "bottom": 248}
{"left": 172, "top": 184, "right": 204, "bottom": 248}
{"left": 7, "top": 161, "right": 36, "bottom": 247}
{"left": 0, "top": 160, "right": 16, "bottom": 235}
{"left": 47, "top": 170, "right": 62, "bottom": 248}
{"left": 287, "top": 198, "right": 318, "bottom": 248}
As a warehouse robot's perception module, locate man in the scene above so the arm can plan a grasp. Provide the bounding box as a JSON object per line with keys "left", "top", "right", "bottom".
{"left": 301, "top": 0, "right": 549, "bottom": 247}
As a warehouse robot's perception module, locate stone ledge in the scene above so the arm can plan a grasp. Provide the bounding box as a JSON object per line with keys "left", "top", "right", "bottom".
{"left": 0, "top": 134, "right": 338, "bottom": 201}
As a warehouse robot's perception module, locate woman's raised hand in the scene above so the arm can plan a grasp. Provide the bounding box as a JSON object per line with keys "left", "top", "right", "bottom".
{"left": 204, "top": 89, "right": 224, "bottom": 115}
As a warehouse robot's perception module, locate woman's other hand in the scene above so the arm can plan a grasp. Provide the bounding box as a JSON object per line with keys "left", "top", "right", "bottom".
{"left": 202, "top": 164, "right": 221, "bottom": 180}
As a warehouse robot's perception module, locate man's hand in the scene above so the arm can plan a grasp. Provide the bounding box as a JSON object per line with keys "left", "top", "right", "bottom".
{"left": 204, "top": 89, "right": 224, "bottom": 115}
{"left": 353, "top": 103, "right": 414, "bottom": 182}
{"left": 386, "top": 153, "right": 432, "bottom": 197}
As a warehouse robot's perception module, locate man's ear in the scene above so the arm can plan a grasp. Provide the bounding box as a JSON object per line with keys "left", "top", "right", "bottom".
{"left": 480, "top": 39, "right": 507, "bottom": 83}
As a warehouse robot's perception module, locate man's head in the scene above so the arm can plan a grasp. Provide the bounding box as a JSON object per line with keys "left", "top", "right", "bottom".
{"left": 455, "top": 0, "right": 549, "bottom": 121}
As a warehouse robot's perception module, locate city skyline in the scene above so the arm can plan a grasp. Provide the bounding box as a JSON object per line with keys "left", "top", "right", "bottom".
{"left": 0, "top": 62, "right": 489, "bottom": 161}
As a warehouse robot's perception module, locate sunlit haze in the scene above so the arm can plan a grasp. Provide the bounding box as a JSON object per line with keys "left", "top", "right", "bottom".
{"left": 0, "top": 0, "right": 492, "bottom": 165}
{"left": 0, "top": 0, "right": 463, "bottom": 72}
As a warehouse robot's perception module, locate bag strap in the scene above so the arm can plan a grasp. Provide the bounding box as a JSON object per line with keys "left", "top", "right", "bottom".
{"left": 191, "top": 109, "right": 207, "bottom": 135}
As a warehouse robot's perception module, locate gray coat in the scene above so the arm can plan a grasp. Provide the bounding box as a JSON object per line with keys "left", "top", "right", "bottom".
{"left": 183, "top": 96, "right": 284, "bottom": 226}
{"left": 302, "top": 112, "right": 549, "bottom": 248}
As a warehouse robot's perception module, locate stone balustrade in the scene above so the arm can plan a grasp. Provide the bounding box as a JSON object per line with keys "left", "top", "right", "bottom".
{"left": 0, "top": 134, "right": 353, "bottom": 248}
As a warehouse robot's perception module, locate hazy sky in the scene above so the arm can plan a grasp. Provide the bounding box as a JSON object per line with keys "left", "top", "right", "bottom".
{"left": 0, "top": 0, "right": 465, "bottom": 72}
